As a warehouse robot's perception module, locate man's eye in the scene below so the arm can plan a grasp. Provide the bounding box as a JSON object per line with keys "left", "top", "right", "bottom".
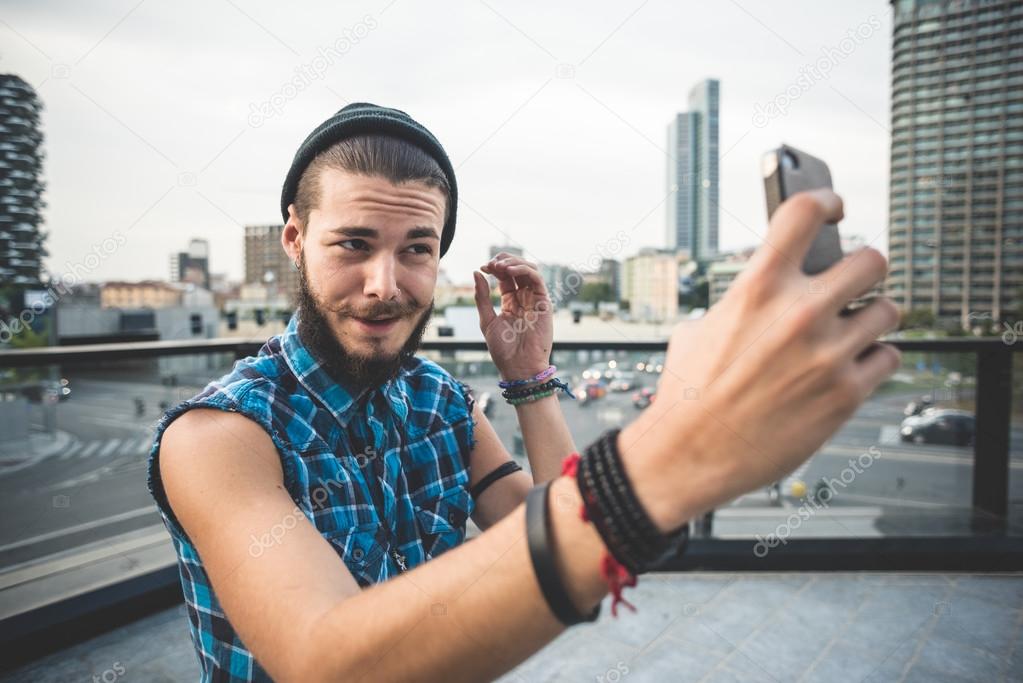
{"left": 337, "top": 239, "right": 369, "bottom": 251}
{"left": 407, "top": 244, "right": 433, "bottom": 255}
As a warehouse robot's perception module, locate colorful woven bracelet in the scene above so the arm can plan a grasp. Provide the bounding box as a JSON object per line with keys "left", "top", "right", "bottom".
{"left": 498, "top": 365, "right": 556, "bottom": 389}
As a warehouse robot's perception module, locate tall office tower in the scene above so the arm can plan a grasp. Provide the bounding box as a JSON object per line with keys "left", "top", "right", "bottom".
{"left": 170, "top": 238, "right": 210, "bottom": 289}
{"left": 244, "top": 224, "right": 300, "bottom": 303}
{"left": 667, "top": 79, "right": 720, "bottom": 264}
{"left": 0, "top": 75, "right": 46, "bottom": 287}
{"left": 886, "top": 1, "right": 1023, "bottom": 328}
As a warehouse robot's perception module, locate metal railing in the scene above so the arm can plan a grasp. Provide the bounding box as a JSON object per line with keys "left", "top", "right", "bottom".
{"left": 0, "top": 335, "right": 1019, "bottom": 667}
{"left": 5, "top": 335, "right": 1014, "bottom": 517}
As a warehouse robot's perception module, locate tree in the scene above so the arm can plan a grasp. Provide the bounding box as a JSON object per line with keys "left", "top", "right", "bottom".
{"left": 900, "top": 307, "right": 935, "bottom": 331}
{"left": 679, "top": 278, "right": 709, "bottom": 310}
{"left": 579, "top": 281, "right": 613, "bottom": 304}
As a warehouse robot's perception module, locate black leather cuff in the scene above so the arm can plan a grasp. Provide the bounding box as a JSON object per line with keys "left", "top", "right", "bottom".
{"left": 526, "top": 482, "right": 601, "bottom": 626}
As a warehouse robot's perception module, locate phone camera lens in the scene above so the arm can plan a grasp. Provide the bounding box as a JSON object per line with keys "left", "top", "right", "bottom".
{"left": 781, "top": 150, "right": 799, "bottom": 171}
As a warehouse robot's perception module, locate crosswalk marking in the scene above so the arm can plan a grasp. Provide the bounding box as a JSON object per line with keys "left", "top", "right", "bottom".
{"left": 98, "top": 439, "right": 122, "bottom": 457}
{"left": 78, "top": 441, "right": 102, "bottom": 458}
{"left": 50, "top": 436, "right": 152, "bottom": 462}
{"left": 125, "top": 437, "right": 149, "bottom": 455}
{"left": 59, "top": 441, "right": 82, "bottom": 460}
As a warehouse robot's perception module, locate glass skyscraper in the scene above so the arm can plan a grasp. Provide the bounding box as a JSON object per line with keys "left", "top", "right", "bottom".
{"left": 886, "top": 0, "right": 1023, "bottom": 328}
{"left": 667, "top": 79, "right": 720, "bottom": 264}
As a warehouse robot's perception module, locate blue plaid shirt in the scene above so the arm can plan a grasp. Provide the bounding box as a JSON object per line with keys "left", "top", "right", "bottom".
{"left": 146, "top": 313, "right": 477, "bottom": 682}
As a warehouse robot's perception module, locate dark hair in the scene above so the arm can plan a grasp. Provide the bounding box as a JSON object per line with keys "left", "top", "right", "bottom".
{"left": 293, "top": 134, "right": 451, "bottom": 231}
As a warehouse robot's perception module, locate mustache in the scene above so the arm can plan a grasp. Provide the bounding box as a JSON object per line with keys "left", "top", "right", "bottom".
{"left": 329, "top": 298, "right": 421, "bottom": 320}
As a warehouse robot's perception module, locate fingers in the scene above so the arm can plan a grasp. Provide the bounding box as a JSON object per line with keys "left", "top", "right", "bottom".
{"left": 835, "top": 297, "right": 900, "bottom": 358}
{"left": 482, "top": 253, "right": 539, "bottom": 274}
{"left": 819, "top": 247, "right": 889, "bottom": 312}
{"left": 480, "top": 256, "right": 544, "bottom": 295}
{"left": 852, "top": 342, "right": 901, "bottom": 398}
{"left": 502, "top": 264, "right": 549, "bottom": 295}
{"left": 479, "top": 262, "right": 518, "bottom": 297}
{"left": 472, "top": 271, "right": 497, "bottom": 330}
{"left": 763, "top": 190, "right": 844, "bottom": 272}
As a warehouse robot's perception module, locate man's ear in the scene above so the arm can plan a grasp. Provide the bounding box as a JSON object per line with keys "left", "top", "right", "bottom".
{"left": 281, "top": 204, "right": 303, "bottom": 264}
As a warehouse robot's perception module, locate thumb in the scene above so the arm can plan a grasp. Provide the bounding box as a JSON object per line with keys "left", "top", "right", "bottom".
{"left": 473, "top": 271, "right": 497, "bottom": 330}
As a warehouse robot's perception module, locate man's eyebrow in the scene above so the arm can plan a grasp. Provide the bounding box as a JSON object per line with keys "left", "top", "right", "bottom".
{"left": 329, "top": 226, "right": 439, "bottom": 240}
{"left": 407, "top": 226, "right": 439, "bottom": 241}
{"left": 330, "top": 226, "right": 377, "bottom": 238}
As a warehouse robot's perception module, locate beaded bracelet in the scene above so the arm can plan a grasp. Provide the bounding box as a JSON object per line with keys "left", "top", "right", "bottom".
{"left": 502, "top": 377, "right": 574, "bottom": 400}
{"left": 559, "top": 452, "right": 637, "bottom": 618}
{"left": 498, "top": 365, "right": 556, "bottom": 389}
{"left": 507, "top": 388, "right": 556, "bottom": 406}
{"left": 576, "top": 429, "right": 689, "bottom": 575}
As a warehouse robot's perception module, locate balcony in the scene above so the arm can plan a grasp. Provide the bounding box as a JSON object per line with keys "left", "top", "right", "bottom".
{"left": 0, "top": 335, "right": 1020, "bottom": 680}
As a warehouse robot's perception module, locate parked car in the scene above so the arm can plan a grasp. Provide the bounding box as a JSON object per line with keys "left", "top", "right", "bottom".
{"left": 632, "top": 387, "right": 655, "bottom": 409}
{"left": 637, "top": 355, "right": 664, "bottom": 374}
{"left": 608, "top": 371, "right": 638, "bottom": 392}
{"left": 900, "top": 409, "right": 974, "bottom": 446}
{"left": 582, "top": 380, "right": 607, "bottom": 400}
{"left": 19, "top": 378, "right": 71, "bottom": 403}
{"left": 903, "top": 395, "right": 934, "bottom": 417}
{"left": 582, "top": 361, "right": 621, "bottom": 381}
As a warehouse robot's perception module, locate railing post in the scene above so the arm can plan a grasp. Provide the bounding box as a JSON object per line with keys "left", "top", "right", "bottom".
{"left": 972, "top": 344, "right": 1013, "bottom": 525}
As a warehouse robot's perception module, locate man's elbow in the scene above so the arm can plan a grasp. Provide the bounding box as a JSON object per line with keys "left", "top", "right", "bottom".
{"left": 287, "top": 609, "right": 364, "bottom": 682}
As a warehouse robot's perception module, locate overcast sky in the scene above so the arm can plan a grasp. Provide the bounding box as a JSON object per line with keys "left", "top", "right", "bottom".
{"left": 1, "top": 0, "right": 893, "bottom": 287}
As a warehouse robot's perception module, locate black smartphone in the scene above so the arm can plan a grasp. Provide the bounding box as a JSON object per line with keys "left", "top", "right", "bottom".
{"left": 762, "top": 144, "right": 843, "bottom": 275}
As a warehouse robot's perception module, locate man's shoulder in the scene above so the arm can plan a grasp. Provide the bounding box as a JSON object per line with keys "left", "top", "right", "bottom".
{"left": 196, "top": 336, "right": 287, "bottom": 400}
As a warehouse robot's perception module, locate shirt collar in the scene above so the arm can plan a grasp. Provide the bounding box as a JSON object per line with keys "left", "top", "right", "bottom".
{"left": 280, "top": 312, "right": 409, "bottom": 430}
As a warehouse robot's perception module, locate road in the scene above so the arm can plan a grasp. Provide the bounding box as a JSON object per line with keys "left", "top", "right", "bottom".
{"left": 1, "top": 363, "right": 1021, "bottom": 571}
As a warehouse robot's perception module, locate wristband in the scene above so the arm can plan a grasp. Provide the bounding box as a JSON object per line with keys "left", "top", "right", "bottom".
{"left": 525, "top": 482, "right": 601, "bottom": 626}
{"left": 470, "top": 460, "right": 522, "bottom": 499}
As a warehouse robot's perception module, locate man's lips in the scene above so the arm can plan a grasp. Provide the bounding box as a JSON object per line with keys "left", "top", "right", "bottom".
{"left": 352, "top": 316, "right": 400, "bottom": 335}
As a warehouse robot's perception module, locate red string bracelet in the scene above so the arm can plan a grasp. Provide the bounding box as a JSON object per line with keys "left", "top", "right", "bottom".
{"left": 560, "top": 452, "right": 638, "bottom": 618}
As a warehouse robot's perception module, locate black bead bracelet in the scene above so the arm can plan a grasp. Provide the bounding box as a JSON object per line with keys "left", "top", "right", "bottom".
{"left": 576, "top": 429, "right": 689, "bottom": 575}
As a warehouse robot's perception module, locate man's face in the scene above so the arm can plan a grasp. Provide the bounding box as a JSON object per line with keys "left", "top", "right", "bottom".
{"left": 288, "top": 169, "right": 445, "bottom": 389}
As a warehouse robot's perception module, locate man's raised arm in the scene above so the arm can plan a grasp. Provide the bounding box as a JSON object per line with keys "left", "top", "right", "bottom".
{"left": 473, "top": 255, "right": 578, "bottom": 483}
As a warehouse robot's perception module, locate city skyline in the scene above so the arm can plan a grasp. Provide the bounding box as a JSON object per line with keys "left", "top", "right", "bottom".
{"left": 0, "top": 1, "right": 892, "bottom": 289}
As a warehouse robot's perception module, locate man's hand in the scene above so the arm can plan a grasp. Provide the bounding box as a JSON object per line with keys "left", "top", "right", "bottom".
{"left": 621, "top": 189, "right": 902, "bottom": 532}
{"left": 474, "top": 253, "right": 554, "bottom": 380}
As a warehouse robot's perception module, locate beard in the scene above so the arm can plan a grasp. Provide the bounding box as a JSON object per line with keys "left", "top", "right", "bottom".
{"left": 294, "top": 254, "right": 433, "bottom": 393}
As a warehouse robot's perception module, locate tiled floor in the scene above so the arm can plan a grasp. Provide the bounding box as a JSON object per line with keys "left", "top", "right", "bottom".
{"left": 3, "top": 573, "right": 1021, "bottom": 682}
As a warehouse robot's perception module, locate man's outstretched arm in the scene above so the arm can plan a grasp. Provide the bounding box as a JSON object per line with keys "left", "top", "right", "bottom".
{"left": 160, "top": 189, "right": 901, "bottom": 682}
{"left": 160, "top": 407, "right": 609, "bottom": 682}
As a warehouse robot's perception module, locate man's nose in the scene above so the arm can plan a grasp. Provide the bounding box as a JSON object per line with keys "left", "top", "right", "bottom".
{"left": 363, "top": 253, "right": 400, "bottom": 301}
